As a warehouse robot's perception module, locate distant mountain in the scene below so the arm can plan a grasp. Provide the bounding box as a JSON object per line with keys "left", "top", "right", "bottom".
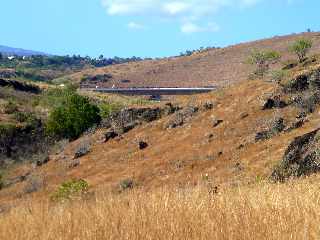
{"left": 0, "top": 45, "right": 49, "bottom": 56}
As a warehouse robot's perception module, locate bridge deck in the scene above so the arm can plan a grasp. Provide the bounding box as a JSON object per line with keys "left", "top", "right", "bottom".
{"left": 83, "top": 87, "right": 217, "bottom": 96}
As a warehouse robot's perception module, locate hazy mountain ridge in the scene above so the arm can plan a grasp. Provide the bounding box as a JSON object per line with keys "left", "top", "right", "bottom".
{"left": 0, "top": 45, "right": 48, "bottom": 57}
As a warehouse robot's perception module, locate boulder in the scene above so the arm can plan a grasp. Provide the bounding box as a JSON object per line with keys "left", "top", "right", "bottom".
{"left": 271, "top": 128, "right": 320, "bottom": 181}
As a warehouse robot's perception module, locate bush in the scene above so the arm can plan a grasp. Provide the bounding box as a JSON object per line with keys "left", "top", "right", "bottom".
{"left": 50, "top": 179, "right": 89, "bottom": 201}
{"left": 289, "top": 38, "right": 313, "bottom": 63}
{"left": 247, "top": 49, "right": 281, "bottom": 77}
{"left": 46, "top": 93, "right": 101, "bottom": 140}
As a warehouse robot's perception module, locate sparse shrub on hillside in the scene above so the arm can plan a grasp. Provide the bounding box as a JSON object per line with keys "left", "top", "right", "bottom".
{"left": 119, "top": 178, "right": 134, "bottom": 191}
{"left": 50, "top": 179, "right": 89, "bottom": 202}
{"left": 3, "top": 100, "right": 18, "bottom": 114}
{"left": 46, "top": 93, "right": 101, "bottom": 140}
{"left": 289, "top": 38, "right": 313, "bottom": 63}
{"left": 269, "top": 70, "right": 287, "bottom": 85}
{"left": 247, "top": 49, "right": 281, "bottom": 77}
{"left": 13, "top": 111, "right": 38, "bottom": 127}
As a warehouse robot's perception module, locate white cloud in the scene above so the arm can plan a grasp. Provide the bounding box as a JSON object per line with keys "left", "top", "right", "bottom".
{"left": 101, "top": 0, "right": 264, "bottom": 33}
{"left": 181, "top": 22, "right": 220, "bottom": 34}
{"left": 127, "top": 21, "right": 145, "bottom": 30}
{"left": 101, "top": 0, "right": 261, "bottom": 17}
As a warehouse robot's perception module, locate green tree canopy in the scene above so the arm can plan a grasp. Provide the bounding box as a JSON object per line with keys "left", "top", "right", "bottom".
{"left": 46, "top": 93, "right": 101, "bottom": 140}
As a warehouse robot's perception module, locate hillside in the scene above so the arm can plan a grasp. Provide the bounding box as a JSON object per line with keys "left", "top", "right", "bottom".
{"left": 2, "top": 32, "right": 320, "bottom": 239}
{"left": 0, "top": 45, "right": 48, "bottom": 57}
{"left": 76, "top": 32, "right": 320, "bottom": 88}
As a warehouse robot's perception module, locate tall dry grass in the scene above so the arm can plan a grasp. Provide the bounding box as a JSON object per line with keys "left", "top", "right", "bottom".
{"left": 1, "top": 179, "right": 320, "bottom": 240}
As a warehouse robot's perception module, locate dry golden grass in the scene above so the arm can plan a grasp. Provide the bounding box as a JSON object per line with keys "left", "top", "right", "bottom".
{"left": 1, "top": 178, "right": 320, "bottom": 240}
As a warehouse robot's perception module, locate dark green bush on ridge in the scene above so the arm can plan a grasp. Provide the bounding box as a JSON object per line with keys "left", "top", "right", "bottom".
{"left": 46, "top": 93, "right": 101, "bottom": 140}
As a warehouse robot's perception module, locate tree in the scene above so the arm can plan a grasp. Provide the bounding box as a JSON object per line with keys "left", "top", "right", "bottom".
{"left": 289, "top": 38, "right": 313, "bottom": 63}
{"left": 247, "top": 49, "right": 281, "bottom": 77}
{"left": 46, "top": 93, "right": 101, "bottom": 140}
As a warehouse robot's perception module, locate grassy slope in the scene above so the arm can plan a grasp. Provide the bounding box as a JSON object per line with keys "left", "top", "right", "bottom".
{"left": 72, "top": 32, "right": 320, "bottom": 88}
{"left": 2, "top": 177, "right": 320, "bottom": 240}
{"left": 2, "top": 33, "right": 320, "bottom": 239}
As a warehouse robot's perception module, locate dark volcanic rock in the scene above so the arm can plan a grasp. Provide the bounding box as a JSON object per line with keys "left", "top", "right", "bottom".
{"left": 104, "top": 130, "right": 119, "bottom": 143}
{"left": 212, "top": 119, "right": 223, "bottom": 128}
{"left": 139, "top": 141, "right": 148, "bottom": 150}
{"left": 271, "top": 128, "right": 320, "bottom": 181}
{"left": 262, "top": 96, "right": 287, "bottom": 110}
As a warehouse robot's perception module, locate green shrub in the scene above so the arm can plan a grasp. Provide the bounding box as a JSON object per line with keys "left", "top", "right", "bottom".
{"left": 46, "top": 93, "right": 101, "bottom": 140}
{"left": 247, "top": 49, "right": 281, "bottom": 77}
{"left": 99, "top": 103, "right": 120, "bottom": 119}
{"left": 289, "top": 38, "right": 313, "bottom": 63}
{"left": 50, "top": 179, "right": 89, "bottom": 201}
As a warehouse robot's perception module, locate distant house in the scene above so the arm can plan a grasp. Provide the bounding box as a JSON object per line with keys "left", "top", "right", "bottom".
{"left": 8, "top": 56, "right": 15, "bottom": 60}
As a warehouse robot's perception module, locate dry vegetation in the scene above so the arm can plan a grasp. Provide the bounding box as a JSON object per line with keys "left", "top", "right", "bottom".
{"left": 2, "top": 177, "right": 320, "bottom": 240}
{"left": 3, "top": 33, "right": 320, "bottom": 239}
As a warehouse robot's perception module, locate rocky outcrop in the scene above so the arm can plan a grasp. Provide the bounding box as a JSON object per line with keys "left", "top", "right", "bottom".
{"left": 255, "top": 118, "right": 285, "bottom": 142}
{"left": 262, "top": 96, "right": 287, "bottom": 110}
{"left": 102, "top": 103, "right": 180, "bottom": 142}
{"left": 271, "top": 128, "right": 320, "bottom": 181}
{"left": 0, "top": 78, "right": 40, "bottom": 94}
{"left": 165, "top": 106, "right": 199, "bottom": 129}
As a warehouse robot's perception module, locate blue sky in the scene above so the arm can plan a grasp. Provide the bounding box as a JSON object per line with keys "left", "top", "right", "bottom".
{"left": 1, "top": 0, "right": 319, "bottom": 58}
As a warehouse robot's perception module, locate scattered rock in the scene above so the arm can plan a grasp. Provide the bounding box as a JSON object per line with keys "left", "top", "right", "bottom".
{"left": 239, "top": 112, "right": 249, "bottom": 119}
{"left": 139, "top": 141, "right": 148, "bottom": 150}
{"left": 36, "top": 155, "right": 50, "bottom": 167}
{"left": 165, "top": 106, "right": 199, "bottom": 129}
{"left": 233, "top": 162, "right": 244, "bottom": 172}
{"left": 255, "top": 118, "right": 285, "bottom": 142}
{"left": 104, "top": 130, "right": 119, "bottom": 143}
{"left": 237, "top": 144, "right": 245, "bottom": 150}
{"left": 74, "top": 144, "right": 90, "bottom": 159}
{"left": 69, "top": 159, "right": 80, "bottom": 169}
{"left": 271, "top": 128, "right": 320, "bottom": 181}
{"left": 202, "top": 101, "right": 214, "bottom": 110}
{"left": 212, "top": 119, "right": 223, "bottom": 128}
